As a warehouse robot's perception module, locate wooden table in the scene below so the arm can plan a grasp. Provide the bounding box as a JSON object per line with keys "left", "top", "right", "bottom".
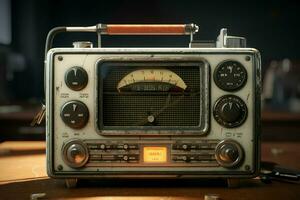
{"left": 0, "top": 141, "right": 300, "bottom": 200}
{"left": 262, "top": 111, "right": 300, "bottom": 141}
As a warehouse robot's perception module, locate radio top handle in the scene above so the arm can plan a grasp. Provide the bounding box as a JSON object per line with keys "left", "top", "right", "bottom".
{"left": 45, "top": 23, "right": 199, "bottom": 57}
{"left": 98, "top": 24, "right": 198, "bottom": 35}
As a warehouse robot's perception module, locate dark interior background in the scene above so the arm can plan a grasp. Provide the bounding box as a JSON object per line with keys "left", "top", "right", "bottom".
{"left": 2, "top": 0, "right": 299, "bottom": 100}
{"left": 0, "top": 0, "right": 300, "bottom": 140}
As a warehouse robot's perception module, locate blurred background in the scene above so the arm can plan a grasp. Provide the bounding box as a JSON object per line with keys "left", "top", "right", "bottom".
{"left": 0, "top": 0, "right": 300, "bottom": 141}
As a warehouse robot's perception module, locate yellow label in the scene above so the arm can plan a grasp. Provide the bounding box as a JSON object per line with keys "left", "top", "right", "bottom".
{"left": 143, "top": 146, "right": 167, "bottom": 163}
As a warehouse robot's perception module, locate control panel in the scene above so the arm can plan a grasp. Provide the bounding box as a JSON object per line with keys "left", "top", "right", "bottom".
{"left": 61, "top": 140, "right": 237, "bottom": 168}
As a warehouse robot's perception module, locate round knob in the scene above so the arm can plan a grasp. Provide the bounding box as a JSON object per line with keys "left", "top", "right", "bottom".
{"left": 214, "top": 60, "right": 247, "bottom": 91}
{"left": 182, "top": 155, "right": 189, "bottom": 162}
{"left": 182, "top": 144, "right": 189, "bottom": 150}
{"left": 62, "top": 140, "right": 89, "bottom": 168}
{"left": 213, "top": 95, "right": 247, "bottom": 128}
{"left": 65, "top": 66, "right": 88, "bottom": 91}
{"left": 123, "top": 155, "right": 129, "bottom": 161}
{"left": 61, "top": 101, "right": 89, "bottom": 129}
{"left": 215, "top": 140, "right": 244, "bottom": 168}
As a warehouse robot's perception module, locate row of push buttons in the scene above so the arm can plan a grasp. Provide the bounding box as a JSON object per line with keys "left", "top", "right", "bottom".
{"left": 172, "top": 143, "right": 217, "bottom": 150}
{"left": 172, "top": 154, "right": 216, "bottom": 162}
{"left": 90, "top": 154, "right": 139, "bottom": 162}
{"left": 88, "top": 143, "right": 139, "bottom": 151}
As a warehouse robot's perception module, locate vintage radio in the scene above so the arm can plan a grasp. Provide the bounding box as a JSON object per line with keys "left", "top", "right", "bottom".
{"left": 44, "top": 23, "right": 261, "bottom": 188}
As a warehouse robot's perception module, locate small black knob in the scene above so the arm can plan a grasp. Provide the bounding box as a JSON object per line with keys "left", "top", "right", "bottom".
{"left": 213, "top": 95, "right": 247, "bottom": 128}
{"left": 182, "top": 155, "right": 190, "bottom": 162}
{"left": 215, "top": 140, "right": 244, "bottom": 168}
{"left": 182, "top": 144, "right": 189, "bottom": 150}
{"left": 100, "top": 144, "right": 106, "bottom": 150}
{"left": 65, "top": 66, "right": 88, "bottom": 91}
{"left": 123, "top": 144, "right": 129, "bottom": 150}
{"left": 60, "top": 101, "right": 89, "bottom": 129}
{"left": 123, "top": 155, "right": 129, "bottom": 161}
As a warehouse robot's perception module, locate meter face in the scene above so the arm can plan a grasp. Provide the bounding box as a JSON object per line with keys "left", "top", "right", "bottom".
{"left": 98, "top": 61, "right": 208, "bottom": 130}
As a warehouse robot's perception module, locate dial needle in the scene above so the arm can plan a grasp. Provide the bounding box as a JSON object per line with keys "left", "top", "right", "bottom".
{"left": 134, "top": 91, "right": 200, "bottom": 126}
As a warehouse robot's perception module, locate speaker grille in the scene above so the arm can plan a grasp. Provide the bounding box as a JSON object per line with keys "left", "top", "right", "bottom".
{"left": 100, "top": 64, "right": 201, "bottom": 127}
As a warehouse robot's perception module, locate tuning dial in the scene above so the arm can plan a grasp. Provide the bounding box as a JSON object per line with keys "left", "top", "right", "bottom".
{"left": 65, "top": 66, "right": 88, "bottom": 91}
{"left": 61, "top": 101, "right": 89, "bottom": 129}
{"left": 62, "top": 140, "right": 89, "bottom": 168}
{"left": 215, "top": 140, "right": 244, "bottom": 168}
{"left": 213, "top": 95, "right": 247, "bottom": 128}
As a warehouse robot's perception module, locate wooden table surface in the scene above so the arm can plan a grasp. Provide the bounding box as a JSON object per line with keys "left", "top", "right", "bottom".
{"left": 0, "top": 141, "right": 300, "bottom": 200}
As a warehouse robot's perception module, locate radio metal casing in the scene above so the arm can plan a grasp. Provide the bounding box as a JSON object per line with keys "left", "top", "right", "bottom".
{"left": 46, "top": 47, "right": 261, "bottom": 180}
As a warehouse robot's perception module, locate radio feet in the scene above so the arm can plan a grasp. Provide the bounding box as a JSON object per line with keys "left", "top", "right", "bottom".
{"left": 65, "top": 178, "right": 78, "bottom": 188}
{"left": 227, "top": 178, "right": 240, "bottom": 188}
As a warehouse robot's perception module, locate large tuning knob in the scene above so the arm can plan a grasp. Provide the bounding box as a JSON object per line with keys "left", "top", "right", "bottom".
{"left": 215, "top": 140, "right": 244, "bottom": 168}
{"left": 213, "top": 95, "right": 247, "bottom": 128}
{"left": 62, "top": 139, "right": 89, "bottom": 168}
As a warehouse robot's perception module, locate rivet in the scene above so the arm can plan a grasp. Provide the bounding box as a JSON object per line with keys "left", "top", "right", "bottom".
{"left": 57, "top": 165, "right": 63, "bottom": 171}
{"left": 245, "top": 165, "right": 251, "bottom": 171}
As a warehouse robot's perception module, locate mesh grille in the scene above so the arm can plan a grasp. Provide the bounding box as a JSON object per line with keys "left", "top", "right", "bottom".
{"left": 100, "top": 65, "right": 201, "bottom": 127}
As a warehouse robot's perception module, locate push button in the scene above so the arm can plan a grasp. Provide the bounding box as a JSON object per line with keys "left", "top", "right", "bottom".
{"left": 117, "top": 154, "right": 139, "bottom": 162}
{"left": 99, "top": 144, "right": 106, "bottom": 150}
{"left": 182, "top": 144, "right": 189, "bottom": 150}
{"left": 172, "top": 144, "right": 191, "bottom": 150}
{"left": 172, "top": 155, "right": 190, "bottom": 162}
{"left": 123, "top": 155, "right": 129, "bottom": 161}
{"left": 123, "top": 144, "right": 129, "bottom": 150}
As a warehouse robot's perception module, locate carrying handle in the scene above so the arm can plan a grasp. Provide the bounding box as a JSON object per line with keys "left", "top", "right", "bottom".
{"left": 45, "top": 23, "right": 199, "bottom": 57}
{"left": 102, "top": 24, "right": 198, "bottom": 35}
{"left": 42, "top": 23, "right": 199, "bottom": 122}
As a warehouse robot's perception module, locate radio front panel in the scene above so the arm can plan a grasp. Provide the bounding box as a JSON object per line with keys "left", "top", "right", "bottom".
{"left": 46, "top": 48, "right": 260, "bottom": 177}
{"left": 97, "top": 60, "right": 209, "bottom": 134}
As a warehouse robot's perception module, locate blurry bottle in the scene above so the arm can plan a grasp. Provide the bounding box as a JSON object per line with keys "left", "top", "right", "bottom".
{"left": 288, "top": 77, "right": 300, "bottom": 113}
{"left": 263, "top": 59, "right": 293, "bottom": 111}
{"left": 272, "top": 59, "right": 290, "bottom": 110}
{"left": 263, "top": 60, "right": 278, "bottom": 107}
